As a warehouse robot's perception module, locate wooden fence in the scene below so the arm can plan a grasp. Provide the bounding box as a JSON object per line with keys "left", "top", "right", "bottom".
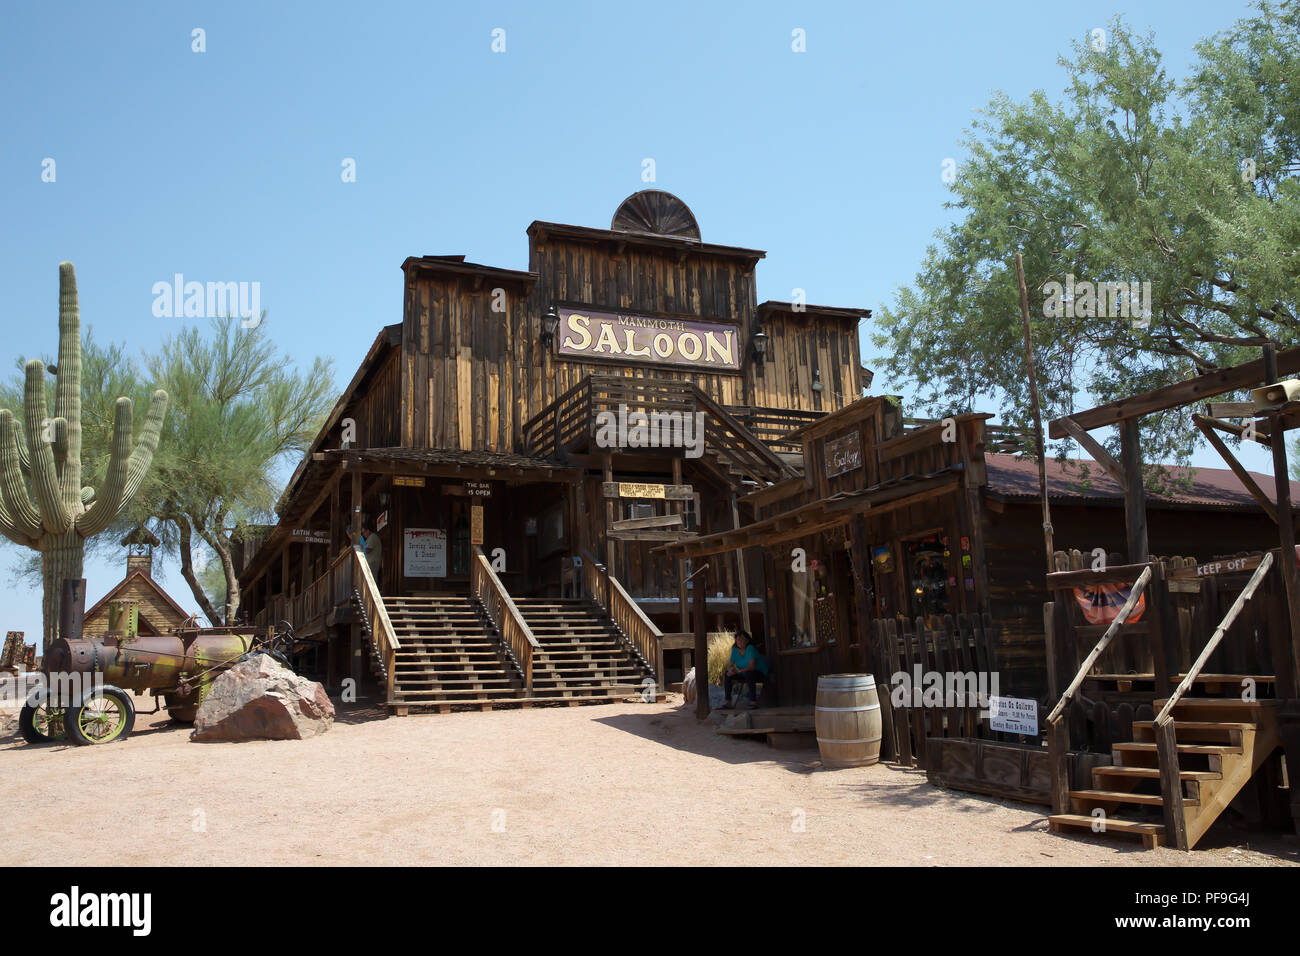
{"left": 869, "top": 612, "right": 1013, "bottom": 769}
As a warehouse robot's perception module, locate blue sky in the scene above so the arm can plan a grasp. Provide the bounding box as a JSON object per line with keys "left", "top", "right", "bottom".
{"left": 0, "top": 0, "right": 1273, "bottom": 639}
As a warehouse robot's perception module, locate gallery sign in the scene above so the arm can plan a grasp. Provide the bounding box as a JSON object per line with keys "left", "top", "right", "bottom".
{"left": 557, "top": 307, "right": 741, "bottom": 372}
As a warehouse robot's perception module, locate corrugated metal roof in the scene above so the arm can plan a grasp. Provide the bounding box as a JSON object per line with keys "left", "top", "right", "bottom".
{"left": 984, "top": 452, "right": 1300, "bottom": 510}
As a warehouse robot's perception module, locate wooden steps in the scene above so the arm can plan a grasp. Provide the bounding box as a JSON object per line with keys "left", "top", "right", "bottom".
{"left": 373, "top": 591, "right": 656, "bottom": 712}
{"left": 1049, "top": 689, "right": 1280, "bottom": 850}
{"left": 513, "top": 597, "right": 656, "bottom": 701}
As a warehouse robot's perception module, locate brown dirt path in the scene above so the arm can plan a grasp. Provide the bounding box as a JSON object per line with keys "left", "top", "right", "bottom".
{"left": 2, "top": 696, "right": 1295, "bottom": 866}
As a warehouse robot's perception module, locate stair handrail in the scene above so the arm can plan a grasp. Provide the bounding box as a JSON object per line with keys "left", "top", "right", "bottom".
{"left": 1046, "top": 564, "right": 1153, "bottom": 724}
{"left": 689, "top": 384, "right": 795, "bottom": 480}
{"left": 1155, "top": 550, "right": 1273, "bottom": 725}
{"left": 471, "top": 545, "right": 538, "bottom": 689}
{"left": 351, "top": 547, "right": 399, "bottom": 701}
{"left": 579, "top": 549, "right": 662, "bottom": 686}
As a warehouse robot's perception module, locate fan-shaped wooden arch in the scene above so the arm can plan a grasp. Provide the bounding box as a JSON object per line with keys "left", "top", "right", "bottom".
{"left": 611, "top": 190, "right": 701, "bottom": 240}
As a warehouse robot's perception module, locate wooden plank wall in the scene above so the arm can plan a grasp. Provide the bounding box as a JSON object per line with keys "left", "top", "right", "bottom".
{"left": 399, "top": 235, "right": 864, "bottom": 453}
{"left": 986, "top": 502, "right": 1287, "bottom": 702}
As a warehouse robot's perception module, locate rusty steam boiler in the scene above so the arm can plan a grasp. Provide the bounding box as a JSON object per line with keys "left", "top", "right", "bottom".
{"left": 21, "top": 594, "right": 282, "bottom": 746}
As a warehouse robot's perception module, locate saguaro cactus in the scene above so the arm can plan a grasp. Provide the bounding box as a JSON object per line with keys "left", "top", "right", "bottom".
{"left": 0, "top": 263, "right": 168, "bottom": 647}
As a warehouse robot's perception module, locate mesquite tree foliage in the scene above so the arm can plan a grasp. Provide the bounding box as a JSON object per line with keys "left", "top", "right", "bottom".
{"left": 0, "top": 263, "right": 167, "bottom": 647}
{"left": 873, "top": 5, "right": 1300, "bottom": 471}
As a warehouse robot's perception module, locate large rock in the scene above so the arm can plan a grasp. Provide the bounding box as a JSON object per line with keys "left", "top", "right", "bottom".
{"left": 192, "top": 655, "right": 333, "bottom": 742}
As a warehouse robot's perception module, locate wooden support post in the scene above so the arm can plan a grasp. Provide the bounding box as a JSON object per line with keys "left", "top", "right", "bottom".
{"left": 1154, "top": 718, "right": 1189, "bottom": 850}
{"left": 349, "top": 621, "right": 363, "bottom": 689}
{"left": 1047, "top": 716, "right": 1070, "bottom": 814}
{"left": 603, "top": 453, "right": 616, "bottom": 578}
{"left": 1119, "top": 418, "right": 1148, "bottom": 563}
{"left": 694, "top": 562, "right": 710, "bottom": 720}
{"left": 729, "top": 492, "right": 752, "bottom": 638}
{"left": 1015, "top": 253, "right": 1055, "bottom": 571}
{"left": 1269, "top": 408, "right": 1300, "bottom": 694}
{"left": 674, "top": 457, "right": 688, "bottom": 635}
{"left": 351, "top": 467, "right": 364, "bottom": 548}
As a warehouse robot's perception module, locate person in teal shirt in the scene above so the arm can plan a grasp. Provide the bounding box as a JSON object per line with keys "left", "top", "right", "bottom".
{"left": 724, "top": 630, "right": 767, "bottom": 707}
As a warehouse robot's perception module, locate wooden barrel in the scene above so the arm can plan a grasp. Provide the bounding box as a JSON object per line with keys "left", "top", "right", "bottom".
{"left": 815, "top": 673, "right": 882, "bottom": 768}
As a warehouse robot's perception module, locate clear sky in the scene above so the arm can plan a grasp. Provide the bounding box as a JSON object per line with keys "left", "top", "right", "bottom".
{"left": 0, "top": 0, "right": 1275, "bottom": 641}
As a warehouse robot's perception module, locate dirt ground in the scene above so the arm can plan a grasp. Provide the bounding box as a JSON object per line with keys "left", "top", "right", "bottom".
{"left": 2, "top": 695, "right": 1297, "bottom": 867}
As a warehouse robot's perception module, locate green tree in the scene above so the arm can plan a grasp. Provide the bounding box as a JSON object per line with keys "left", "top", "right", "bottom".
{"left": 873, "top": 3, "right": 1300, "bottom": 469}
{"left": 132, "top": 317, "right": 335, "bottom": 625}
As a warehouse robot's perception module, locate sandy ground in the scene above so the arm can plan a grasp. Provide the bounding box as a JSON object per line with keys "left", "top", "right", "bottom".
{"left": 1, "top": 695, "right": 1297, "bottom": 867}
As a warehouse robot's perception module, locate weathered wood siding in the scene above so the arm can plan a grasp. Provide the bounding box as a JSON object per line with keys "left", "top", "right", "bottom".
{"left": 400, "top": 233, "right": 864, "bottom": 453}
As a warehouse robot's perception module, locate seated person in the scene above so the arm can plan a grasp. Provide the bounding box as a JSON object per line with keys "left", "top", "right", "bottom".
{"left": 723, "top": 630, "right": 768, "bottom": 707}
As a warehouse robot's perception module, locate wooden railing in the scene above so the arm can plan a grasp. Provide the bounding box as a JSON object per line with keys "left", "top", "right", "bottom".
{"left": 1046, "top": 564, "right": 1152, "bottom": 812}
{"left": 352, "top": 547, "right": 399, "bottom": 701}
{"left": 252, "top": 547, "right": 353, "bottom": 633}
{"left": 471, "top": 545, "right": 539, "bottom": 689}
{"left": 521, "top": 375, "right": 791, "bottom": 484}
{"left": 725, "top": 405, "right": 824, "bottom": 452}
{"left": 581, "top": 550, "right": 662, "bottom": 686}
{"left": 1155, "top": 551, "right": 1273, "bottom": 724}
{"left": 905, "top": 416, "right": 1031, "bottom": 455}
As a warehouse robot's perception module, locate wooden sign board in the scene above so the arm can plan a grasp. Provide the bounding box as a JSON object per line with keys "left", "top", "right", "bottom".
{"left": 465, "top": 481, "right": 492, "bottom": 498}
{"left": 291, "top": 529, "right": 330, "bottom": 545}
{"left": 825, "top": 431, "right": 863, "bottom": 478}
{"left": 471, "top": 505, "right": 484, "bottom": 545}
{"left": 610, "top": 514, "right": 684, "bottom": 532}
{"left": 404, "top": 528, "right": 446, "bottom": 577}
{"left": 556, "top": 307, "right": 741, "bottom": 372}
{"left": 606, "top": 528, "right": 698, "bottom": 542}
{"left": 394, "top": 476, "right": 426, "bottom": 488}
{"left": 602, "top": 481, "right": 693, "bottom": 500}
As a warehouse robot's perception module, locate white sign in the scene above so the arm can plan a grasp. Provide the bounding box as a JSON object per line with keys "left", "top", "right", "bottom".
{"left": 404, "top": 528, "right": 447, "bottom": 578}
{"left": 988, "top": 696, "right": 1038, "bottom": 736}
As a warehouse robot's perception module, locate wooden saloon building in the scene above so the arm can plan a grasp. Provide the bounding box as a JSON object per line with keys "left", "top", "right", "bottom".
{"left": 237, "top": 191, "right": 871, "bottom": 711}
{"left": 237, "top": 190, "right": 1291, "bottom": 747}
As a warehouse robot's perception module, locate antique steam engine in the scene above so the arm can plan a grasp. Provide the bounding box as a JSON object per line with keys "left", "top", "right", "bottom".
{"left": 20, "top": 597, "right": 285, "bottom": 746}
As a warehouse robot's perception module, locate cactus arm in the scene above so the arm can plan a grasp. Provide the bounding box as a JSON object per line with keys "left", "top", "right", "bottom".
{"left": 81, "top": 486, "right": 94, "bottom": 505}
{"left": 0, "top": 410, "right": 42, "bottom": 539}
{"left": 14, "top": 419, "right": 30, "bottom": 477}
{"left": 51, "top": 417, "right": 68, "bottom": 469}
{"left": 74, "top": 398, "right": 131, "bottom": 537}
{"left": 23, "top": 360, "right": 71, "bottom": 533}
{"left": 76, "top": 389, "right": 166, "bottom": 538}
{"left": 54, "top": 262, "right": 83, "bottom": 504}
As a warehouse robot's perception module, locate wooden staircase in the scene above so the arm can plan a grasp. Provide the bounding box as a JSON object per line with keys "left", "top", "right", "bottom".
{"left": 383, "top": 595, "right": 524, "bottom": 710}
{"left": 513, "top": 597, "right": 656, "bottom": 703}
{"left": 1049, "top": 696, "right": 1281, "bottom": 849}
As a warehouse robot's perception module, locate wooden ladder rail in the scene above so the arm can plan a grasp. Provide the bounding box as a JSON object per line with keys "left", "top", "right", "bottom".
{"left": 1152, "top": 550, "right": 1274, "bottom": 849}
{"left": 351, "top": 548, "right": 400, "bottom": 703}
{"left": 1046, "top": 565, "right": 1153, "bottom": 812}
{"left": 580, "top": 549, "right": 663, "bottom": 688}
{"left": 471, "top": 545, "right": 539, "bottom": 691}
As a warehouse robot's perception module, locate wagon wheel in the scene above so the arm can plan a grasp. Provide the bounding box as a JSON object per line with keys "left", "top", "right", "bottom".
{"left": 67, "top": 687, "right": 136, "bottom": 745}
{"left": 19, "top": 703, "right": 68, "bottom": 744}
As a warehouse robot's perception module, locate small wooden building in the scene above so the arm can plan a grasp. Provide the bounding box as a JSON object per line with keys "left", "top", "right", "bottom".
{"left": 662, "top": 397, "right": 1295, "bottom": 705}
{"left": 83, "top": 527, "right": 194, "bottom": 637}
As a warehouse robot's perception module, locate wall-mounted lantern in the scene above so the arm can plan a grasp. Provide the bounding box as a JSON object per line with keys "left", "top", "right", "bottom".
{"left": 541, "top": 305, "right": 560, "bottom": 348}
{"left": 811, "top": 368, "right": 824, "bottom": 393}
{"left": 750, "top": 326, "right": 769, "bottom": 365}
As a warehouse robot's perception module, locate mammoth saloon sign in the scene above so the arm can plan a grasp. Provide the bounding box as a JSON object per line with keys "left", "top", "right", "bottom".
{"left": 557, "top": 307, "right": 742, "bottom": 372}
